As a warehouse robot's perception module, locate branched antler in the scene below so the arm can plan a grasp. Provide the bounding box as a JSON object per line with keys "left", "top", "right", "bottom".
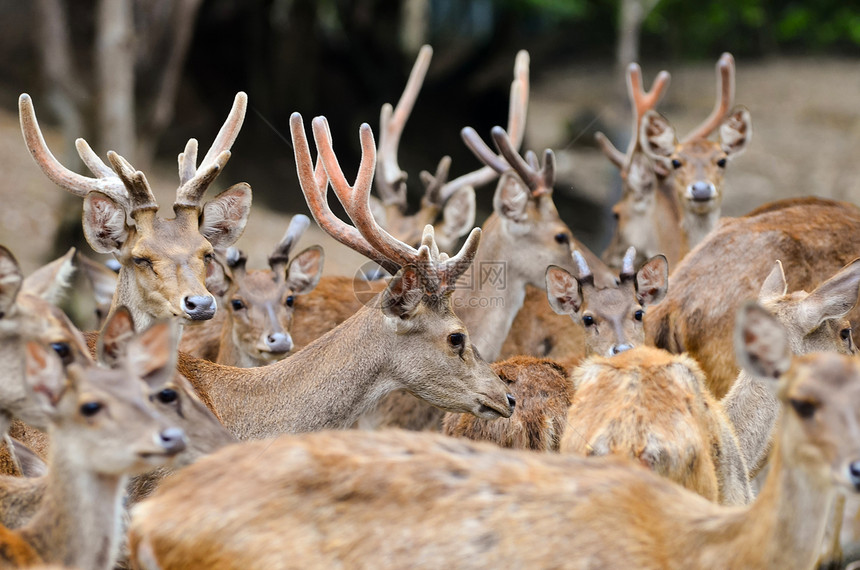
{"left": 462, "top": 126, "right": 555, "bottom": 197}
{"left": 682, "top": 53, "right": 735, "bottom": 143}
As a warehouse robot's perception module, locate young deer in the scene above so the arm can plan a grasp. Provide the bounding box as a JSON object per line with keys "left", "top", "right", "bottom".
{"left": 158, "top": 114, "right": 514, "bottom": 440}
{"left": 190, "top": 215, "right": 324, "bottom": 367}
{"left": 19, "top": 92, "right": 252, "bottom": 331}
{"left": 600, "top": 53, "right": 749, "bottom": 268}
{"left": 639, "top": 53, "right": 751, "bottom": 249}
{"left": 128, "top": 304, "right": 860, "bottom": 568}
{"left": 545, "top": 246, "right": 668, "bottom": 358}
{"left": 646, "top": 197, "right": 860, "bottom": 398}
{"left": 0, "top": 327, "right": 185, "bottom": 569}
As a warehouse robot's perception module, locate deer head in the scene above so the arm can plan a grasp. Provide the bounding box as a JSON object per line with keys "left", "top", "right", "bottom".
{"left": 290, "top": 112, "right": 514, "bottom": 420}
{"left": 207, "top": 215, "right": 324, "bottom": 366}
{"left": 546, "top": 246, "right": 668, "bottom": 357}
{"left": 19, "top": 93, "right": 253, "bottom": 330}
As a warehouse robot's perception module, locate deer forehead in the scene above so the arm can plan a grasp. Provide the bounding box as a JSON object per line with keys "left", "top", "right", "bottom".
{"left": 784, "top": 353, "right": 860, "bottom": 400}
{"left": 583, "top": 287, "right": 638, "bottom": 316}
{"left": 230, "top": 271, "right": 288, "bottom": 301}
{"left": 129, "top": 217, "right": 213, "bottom": 258}
{"left": 677, "top": 139, "right": 723, "bottom": 160}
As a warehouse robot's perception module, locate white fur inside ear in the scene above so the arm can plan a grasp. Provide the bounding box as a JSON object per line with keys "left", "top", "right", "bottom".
{"left": 83, "top": 193, "right": 129, "bottom": 254}
{"left": 200, "top": 184, "right": 252, "bottom": 249}
{"left": 21, "top": 249, "right": 76, "bottom": 303}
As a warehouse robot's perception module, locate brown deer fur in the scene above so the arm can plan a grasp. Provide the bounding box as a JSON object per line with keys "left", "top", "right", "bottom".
{"left": 129, "top": 332, "right": 860, "bottom": 569}
{"left": 646, "top": 197, "right": 860, "bottom": 398}
{"left": 443, "top": 356, "right": 574, "bottom": 451}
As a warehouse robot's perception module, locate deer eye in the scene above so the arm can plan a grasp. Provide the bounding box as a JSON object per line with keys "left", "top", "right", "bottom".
{"left": 230, "top": 299, "right": 245, "bottom": 311}
{"left": 716, "top": 158, "right": 727, "bottom": 168}
{"left": 582, "top": 315, "right": 595, "bottom": 326}
{"left": 285, "top": 296, "right": 295, "bottom": 308}
{"left": 80, "top": 402, "right": 103, "bottom": 417}
{"left": 790, "top": 399, "right": 817, "bottom": 419}
{"left": 554, "top": 233, "right": 570, "bottom": 245}
{"left": 841, "top": 327, "right": 852, "bottom": 341}
{"left": 51, "top": 342, "right": 73, "bottom": 365}
{"left": 671, "top": 159, "right": 682, "bottom": 169}
{"left": 156, "top": 388, "right": 178, "bottom": 404}
{"left": 448, "top": 332, "right": 466, "bottom": 349}
{"left": 634, "top": 309, "right": 644, "bottom": 321}
{"left": 133, "top": 257, "right": 152, "bottom": 269}
{"left": 203, "top": 252, "right": 214, "bottom": 264}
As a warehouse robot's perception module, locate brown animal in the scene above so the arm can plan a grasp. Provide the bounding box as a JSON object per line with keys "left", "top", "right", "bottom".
{"left": 19, "top": 92, "right": 252, "bottom": 331}
{"left": 546, "top": 246, "right": 668, "bottom": 358}
{"left": 128, "top": 306, "right": 860, "bottom": 568}
{"left": 0, "top": 324, "right": 184, "bottom": 569}
{"left": 646, "top": 197, "right": 860, "bottom": 398}
{"left": 156, "top": 114, "right": 514, "bottom": 441}
{"left": 601, "top": 53, "right": 747, "bottom": 269}
{"left": 442, "top": 356, "right": 574, "bottom": 451}
{"left": 722, "top": 258, "right": 860, "bottom": 476}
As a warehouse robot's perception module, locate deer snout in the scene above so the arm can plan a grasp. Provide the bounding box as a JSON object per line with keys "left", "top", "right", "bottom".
{"left": 847, "top": 461, "right": 860, "bottom": 491}
{"left": 182, "top": 295, "right": 217, "bottom": 320}
{"left": 506, "top": 393, "right": 517, "bottom": 409}
{"left": 157, "top": 427, "right": 187, "bottom": 455}
{"left": 609, "top": 344, "right": 634, "bottom": 356}
{"left": 688, "top": 181, "right": 716, "bottom": 202}
{"left": 264, "top": 332, "right": 293, "bottom": 354}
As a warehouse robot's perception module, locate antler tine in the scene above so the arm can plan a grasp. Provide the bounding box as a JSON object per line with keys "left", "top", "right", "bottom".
{"left": 461, "top": 127, "right": 510, "bottom": 174}
{"left": 595, "top": 131, "right": 626, "bottom": 169}
{"left": 174, "top": 92, "right": 247, "bottom": 210}
{"left": 438, "top": 49, "right": 530, "bottom": 203}
{"left": 375, "top": 44, "right": 433, "bottom": 211}
{"left": 289, "top": 113, "right": 399, "bottom": 275}
{"left": 311, "top": 116, "right": 421, "bottom": 271}
{"left": 620, "top": 246, "right": 636, "bottom": 280}
{"left": 572, "top": 250, "right": 594, "bottom": 284}
{"left": 491, "top": 126, "right": 554, "bottom": 197}
{"left": 105, "top": 151, "right": 158, "bottom": 215}
{"left": 19, "top": 94, "right": 129, "bottom": 205}
{"left": 418, "top": 155, "right": 451, "bottom": 208}
{"left": 682, "top": 52, "right": 735, "bottom": 143}
{"left": 625, "top": 64, "right": 671, "bottom": 157}
{"left": 439, "top": 226, "right": 482, "bottom": 291}
{"left": 269, "top": 214, "right": 311, "bottom": 270}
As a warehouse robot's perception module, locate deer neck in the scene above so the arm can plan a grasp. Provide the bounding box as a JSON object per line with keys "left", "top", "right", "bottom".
{"left": 111, "top": 269, "right": 154, "bottom": 332}
{"left": 215, "top": 316, "right": 255, "bottom": 368}
{"left": 720, "top": 370, "right": 779, "bottom": 476}
{"left": 20, "top": 433, "right": 126, "bottom": 570}
{"left": 681, "top": 208, "right": 720, "bottom": 250}
{"left": 193, "top": 304, "right": 395, "bottom": 439}
{"left": 692, "top": 434, "right": 834, "bottom": 568}
{"left": 452, "top": 213, "right": 528, "bottom": 362}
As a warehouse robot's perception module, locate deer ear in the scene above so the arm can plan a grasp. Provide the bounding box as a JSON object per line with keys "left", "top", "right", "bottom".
{"left": 199, "top": 183, "right": 252, "bottom": 249}
{"left": 734, "top": 302, "right": 791, "bottom": 380}
{"left": 83, "top": 192, "right": 129, "bottom": 254}
{"left": 758, "top": 260, "right": 787, "bottom": 302}
{"left": 97, "top": 306, "right": 136, "bottom": 367}
{"left": 381, "top": 266, "right": 424, "bottom": 319}
{"left": 205, "top": 252, "right": 233, "bottom": 297}
{"left": 796, "top": 258, "right": 860, "bottom": 333}
{"left": 640, "top": 111, "right": 677, "bottom": 165}
{"left": 720, "top": 106, "right": 752, "bottom": 158}
{"left": 493, "top": 174, "right": 530, "bottom": 223}
{"left": 24, "top": 341, "right": 67, "bottom": 415}
{"left": 285, "top": 246, "right": 324, "bottom": 295}
{"left": 21, "top": 247, "right": 76, "bottom": 304}
{"left": 0, "top": 246, "right": 23, "bottom": 318}
{"left": 440, "top": 186, "right": 476, "bottom": 241}
{"left": 128, "top": 320, "right": 178, "bottom": 390}
{"left": 76, "top": 253, "right": 118, "bottom": 313}
{"left": 636, "top": 255, "right": 668, "bottom": 307}
{"left": 8, "top": 438, "right": 47, "bottom": 478}
{"left": 545, "top": 265, "right": 582, "bottom": 316}
{"left": 625, "top": 153, "right": 658, "bottom": 197}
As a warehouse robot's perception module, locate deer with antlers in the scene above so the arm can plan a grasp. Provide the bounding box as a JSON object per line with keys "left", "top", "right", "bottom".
{"left": 129, "top": 302, "right": 860, "bottom": 569}
{"left": 600, "top": 53, "right": 750, "bottom": 270}
{"left": 19, "top": 92, "right": 252, "bottom": 332}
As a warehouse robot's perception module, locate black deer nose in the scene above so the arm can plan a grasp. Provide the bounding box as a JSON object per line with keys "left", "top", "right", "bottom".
{"left": 158, "top": 427, "right": 187, "bottom": 454}
{"left": 265, "top": 332, "right": 293, "bottom": 353}
{"left": 506, "top": 393, "right": 516, "bottom": 410}
{"left": 849, "top": 461, "right": 860, "bottom": 491}
{"left": 182, "top": 295, "right": 216, "bottom": 320}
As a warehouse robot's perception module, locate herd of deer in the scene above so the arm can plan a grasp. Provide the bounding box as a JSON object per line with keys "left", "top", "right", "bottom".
{"left": 0, "top": 44, "right": 859, "bottom": 569}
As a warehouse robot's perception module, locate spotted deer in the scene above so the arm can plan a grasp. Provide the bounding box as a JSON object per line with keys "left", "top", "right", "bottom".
{"left": 600, "top": 53, "right": 749, "bottom": 269}
{"left": 646, "top": 197, "right": 860, "bottom": 399}
{"left": 19, "top": 92, "right": 252, "bottom": 331}
{"left": 130, "top": 301, "right": 860, "bottom": 568}
{"left": 151, "top": 114, "right": 514, "bottom": 441}
{"left": 545, "top": 246, "right": 668, "bottom": 358}
{"left": 0, "top": 323, "right": 185, "bottom": 569}
{"left": 189, "top": 215, "right": 324, "bottom": 367}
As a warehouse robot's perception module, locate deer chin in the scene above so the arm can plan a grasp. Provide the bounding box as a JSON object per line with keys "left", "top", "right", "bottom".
{"left": 473, "top": 396, "right": 513, "bottom": 420}
{"left": 253, "top": 348, "right": 292, "bottom": 363}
